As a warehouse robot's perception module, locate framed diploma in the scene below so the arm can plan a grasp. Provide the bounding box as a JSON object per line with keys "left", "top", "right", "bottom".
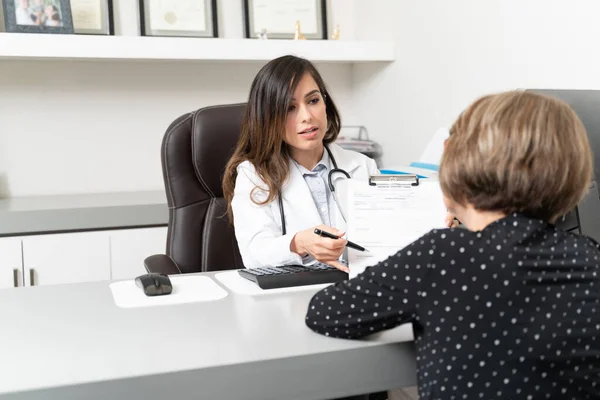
{"left": 139, "top": 0, "right": 218, "bottom": 38}
{"left": 71, "top": 0, "right": 113, "bottom": 35}
{"left": 2, "top": 0, "right": 74, "bottom": 34}
{"left": 243, "top": 0, "right": 327, "bottom": 40}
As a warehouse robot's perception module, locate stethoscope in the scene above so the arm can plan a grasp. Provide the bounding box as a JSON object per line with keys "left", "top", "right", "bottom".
{"left": 278, "top": 145, "right": 350, "bottom": 235}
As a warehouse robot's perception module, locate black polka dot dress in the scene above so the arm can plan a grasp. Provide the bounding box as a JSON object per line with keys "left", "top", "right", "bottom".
{"left": 306, "top": 214, "right": 600, "bottom": 399}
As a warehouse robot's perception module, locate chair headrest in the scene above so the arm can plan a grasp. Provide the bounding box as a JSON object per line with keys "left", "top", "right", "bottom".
{"left": 191, "top": 103, "right": 246, "bottom": 198}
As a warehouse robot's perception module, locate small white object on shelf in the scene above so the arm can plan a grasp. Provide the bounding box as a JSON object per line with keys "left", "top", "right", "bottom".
{"left": 0, "top": 33, "right": 395, "bottom": 63}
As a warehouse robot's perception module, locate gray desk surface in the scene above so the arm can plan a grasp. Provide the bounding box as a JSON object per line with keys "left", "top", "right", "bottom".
{"left": 0, "top": 272, "right": 417, "bottom": 400}
{"left": 0, "top": 191, "right": 168, "bottom": 236}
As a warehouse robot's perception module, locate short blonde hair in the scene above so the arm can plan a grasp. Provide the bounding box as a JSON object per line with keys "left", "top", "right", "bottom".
{"left": 439, "top": 90, "right": 593, "bottom": 222}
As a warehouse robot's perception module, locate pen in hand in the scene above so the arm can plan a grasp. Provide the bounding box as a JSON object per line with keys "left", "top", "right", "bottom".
{"left": 313, "top": 228, "right": 368, "bottom": 252}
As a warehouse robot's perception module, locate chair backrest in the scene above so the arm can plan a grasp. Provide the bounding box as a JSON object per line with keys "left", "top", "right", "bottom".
{"left": 161, "top": 103, "right": 246, "bottom": 273}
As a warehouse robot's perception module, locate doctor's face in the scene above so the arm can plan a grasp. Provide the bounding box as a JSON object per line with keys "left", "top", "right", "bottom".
{"left": 284, "top": 73, "right": 328, "bottom": 154}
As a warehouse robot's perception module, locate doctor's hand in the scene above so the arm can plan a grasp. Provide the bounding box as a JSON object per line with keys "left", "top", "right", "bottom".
{"left": 290, "top": 225, "right": 349, "bottom": 273}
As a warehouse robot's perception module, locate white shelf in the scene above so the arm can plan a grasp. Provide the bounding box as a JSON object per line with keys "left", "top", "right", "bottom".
{"left": 0, "top": 33, "right": 394, "bottom": 63}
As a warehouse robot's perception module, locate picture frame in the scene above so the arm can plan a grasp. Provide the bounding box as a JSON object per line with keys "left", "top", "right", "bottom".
{"left": 243, "top": 0, "right": 327, "bottom": 40}
{"left": 3, "top": 0, "right": 74, "bottom": 34}
{"left": 139, "top": 0, "right": 218, "bottom": 38}
{"left": 70, "top": 0, "right": 114, "bottom": 35}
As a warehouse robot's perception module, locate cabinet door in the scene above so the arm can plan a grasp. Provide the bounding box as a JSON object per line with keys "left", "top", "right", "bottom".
{"left": 0, "top": 238, "right": 23, "bottom": 289}
{"left": 109, "top": 227, "right": 168, "bottom": 280}
{"left": 22, "top": 231, "right": 110, "bottom": 286}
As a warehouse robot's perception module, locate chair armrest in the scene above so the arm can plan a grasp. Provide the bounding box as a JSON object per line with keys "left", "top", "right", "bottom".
{"left": 143, "top": 254, "right": 182, "bottom": 275}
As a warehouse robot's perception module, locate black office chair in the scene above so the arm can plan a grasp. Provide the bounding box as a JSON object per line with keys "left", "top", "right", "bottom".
{"left": 144, "top": 104, "right": 246, "bottom": 274}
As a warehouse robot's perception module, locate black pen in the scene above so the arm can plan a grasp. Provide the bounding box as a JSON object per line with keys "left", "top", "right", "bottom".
{"left": 313, "top": 228, "right": 368, "bottom": 252}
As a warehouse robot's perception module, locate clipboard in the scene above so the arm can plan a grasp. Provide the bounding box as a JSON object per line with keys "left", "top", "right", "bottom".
{"left": 346, "top": 175, "right": 447, "bottom": 278}
{"left": 369, "top": 174, "right": 419, "bottom": 186}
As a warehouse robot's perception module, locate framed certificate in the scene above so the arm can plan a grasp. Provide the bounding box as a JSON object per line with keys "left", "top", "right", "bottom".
{"left": 71, "top": 0, "right": 113, "bottom": 35}
{"left": 139, "top": 0, "right": 218, "bottom": 38}
{"left": 243, "top": 0, "right": 327, "bottom": 40}
{"left": 2, "top": 0, "right": 74, "bottom": 34}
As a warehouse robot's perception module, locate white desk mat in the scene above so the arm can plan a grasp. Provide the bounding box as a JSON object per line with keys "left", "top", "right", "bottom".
{"left": 109, "top": 275, "right": 228, "bottom": 308}
{"left": 214, "top": 270, "right": 330, "bottom": 296}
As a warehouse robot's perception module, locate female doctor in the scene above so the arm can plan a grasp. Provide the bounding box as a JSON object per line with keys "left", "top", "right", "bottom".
{"left": 223, "top": 55, "right": 451, "bottom": 272}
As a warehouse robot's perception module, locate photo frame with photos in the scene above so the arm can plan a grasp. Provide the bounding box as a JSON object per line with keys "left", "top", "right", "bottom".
{"left": 70, "top": 0, "right": 114, "bottom": 35}
{"left": 139, "top": 0, "right": 218, "bottom": 38}
{"left": 243, "top": 0, "right": 327, "bottom": 40}
{"left": 3, "top": 0, "right": 74, "bottom": 34}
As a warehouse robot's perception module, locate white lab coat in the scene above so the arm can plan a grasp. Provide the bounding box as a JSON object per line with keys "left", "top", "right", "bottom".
{"left": 232, "top": 143, "right": 379, "bottom": 269}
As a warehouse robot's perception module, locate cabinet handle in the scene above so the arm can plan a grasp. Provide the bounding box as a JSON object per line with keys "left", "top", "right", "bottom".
{"left": 13, "top": 269, "right": 19, "bottom": 287}
{"left": 29, "top": 269, "right": 36, "bottom": 286}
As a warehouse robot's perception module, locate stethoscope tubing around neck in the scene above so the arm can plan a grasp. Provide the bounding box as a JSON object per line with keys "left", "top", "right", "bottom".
{"left": 278, "top": 145, "right": 350, "bottom": 235}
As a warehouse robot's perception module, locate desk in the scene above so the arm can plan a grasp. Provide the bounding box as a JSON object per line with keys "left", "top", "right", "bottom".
{"left": 0, "top": 272, "right": 416, "bottom": 400}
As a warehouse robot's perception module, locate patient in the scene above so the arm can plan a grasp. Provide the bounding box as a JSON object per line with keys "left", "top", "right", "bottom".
{"left": 306, "top": 90, "right": 600, "bottom": 399}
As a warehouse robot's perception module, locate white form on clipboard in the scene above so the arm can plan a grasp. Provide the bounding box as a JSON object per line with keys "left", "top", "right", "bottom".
{"left": 347, "top": 175, "right": 448, "bottom": 278}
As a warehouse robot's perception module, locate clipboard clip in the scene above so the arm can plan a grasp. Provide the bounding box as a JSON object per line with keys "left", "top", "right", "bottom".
{"left": 369, "top": 174, "right": 419, "bottom": 186}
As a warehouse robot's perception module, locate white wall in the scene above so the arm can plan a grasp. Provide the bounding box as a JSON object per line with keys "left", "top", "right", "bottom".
{"left": 13, "top": 0, "right": 599, "bottom": 195}
{"left": 0, "top": 0, "right": 356, "bottom": 197}
{"left": 0, "top": 59, "right": 356, "bottom": 197}
{"left": 353, "top": 0, "right": 600, "bottom": 167}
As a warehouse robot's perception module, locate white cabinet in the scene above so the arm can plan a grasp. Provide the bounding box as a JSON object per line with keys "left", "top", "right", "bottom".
{"left": 109, "top": 227, "right": 168, "bottom": 280}
{"left": 22, "top": 231, "right": 111, "bottom": 286}
{"left": 2, "top": 226, "right": 168, "bottom": 288}
{"left": 0, "top": 238, "right": 23, "bottom": 289}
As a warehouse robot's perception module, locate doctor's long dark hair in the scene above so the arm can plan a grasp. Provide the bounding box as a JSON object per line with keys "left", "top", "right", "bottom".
{"left": 222, "top": 55, "right": 341, "bottom": 223}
